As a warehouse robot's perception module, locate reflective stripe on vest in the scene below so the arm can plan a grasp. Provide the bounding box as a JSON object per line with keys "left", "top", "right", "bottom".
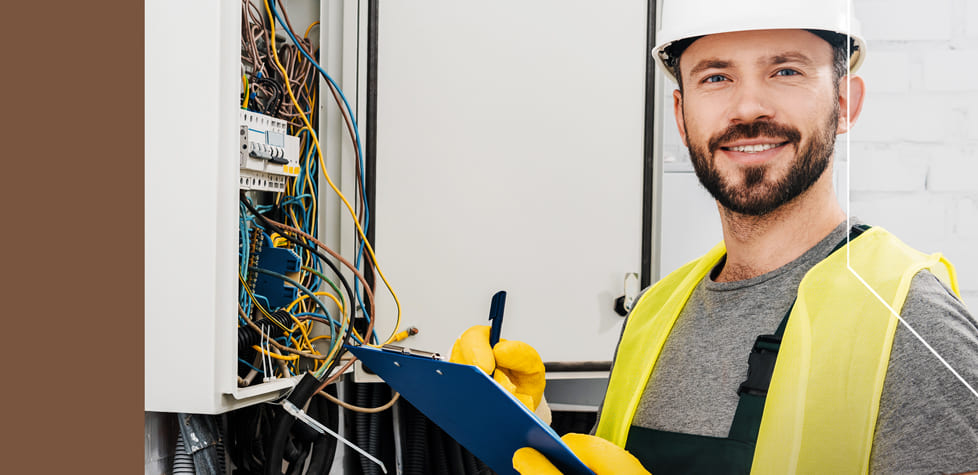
{"left": 594, "top": 227, "right": 960, "bottom": 474}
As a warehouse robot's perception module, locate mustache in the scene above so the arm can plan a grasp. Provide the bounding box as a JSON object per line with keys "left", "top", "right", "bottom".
{"left": 707, "top": 121, "right": 802, "bottom": 154}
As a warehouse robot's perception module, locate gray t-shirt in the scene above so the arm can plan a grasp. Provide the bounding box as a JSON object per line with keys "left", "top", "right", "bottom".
{"left": 597, "top": 221, "right": 978, "bottom": 474}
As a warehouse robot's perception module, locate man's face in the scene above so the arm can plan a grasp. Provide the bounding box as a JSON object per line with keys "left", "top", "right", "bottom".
{"left": 673, "top": 29, "right": 845, "bottom": 216}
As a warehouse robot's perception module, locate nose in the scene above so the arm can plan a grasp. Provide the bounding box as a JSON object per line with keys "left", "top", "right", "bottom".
{"left": 728, "top": 79, "right": 775, "bottom": 124}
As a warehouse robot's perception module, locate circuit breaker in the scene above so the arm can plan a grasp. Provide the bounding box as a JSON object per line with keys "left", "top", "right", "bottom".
{"left": 239, "top": 110, "right": 300, "bottom": 192}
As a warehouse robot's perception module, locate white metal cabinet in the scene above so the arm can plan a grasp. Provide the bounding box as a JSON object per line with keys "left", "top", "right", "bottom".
{"left": 362, "top": 1, "right": 650, "bottom": 362}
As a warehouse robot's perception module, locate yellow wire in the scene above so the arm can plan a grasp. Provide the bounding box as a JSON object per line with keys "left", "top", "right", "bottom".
{"left": 242, "top": 74, "right": 251, "bottom": 109}
{"left": 281, "top": 277, "right": 371, "bottom": 346}
{"left": 264, "top": 0, "right": 401, "bottom": 345}
{"left": 239, "top": 274, "right": 276, "bottom": 322}
{"left": 304, "top": 21, "right": 320, "bottom": 40}
{"left": 309, "top": 335, "right": 333, "bottom": 344}
{"left": 285, "top": 126, "right": 317, "bottom": 232}
{"left": 287, "top": 334, "right": 306, "bottom": 351}
{"left": 238, "top": 273, "right": 300, "bottom": 337}
{"left": 289, "top": 314, "right": 317, "bottom": 353}
{"left": 286, "top": 291, "right": 346, "bottom": 315}
{"left": 252, "top": 345, "right": 300, "bottom": 361}
{"left": 284, "top": 291, "right": 359, "bottom": 350}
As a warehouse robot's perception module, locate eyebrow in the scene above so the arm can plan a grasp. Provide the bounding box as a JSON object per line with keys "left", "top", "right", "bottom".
{"left": 688, "top": 59, "right": 730, "bottom": 78}
{"left": 687, "top": 51, "right": 816, "bottom": 78}
{"left": 768, "top": 52, "right": 814, "bottom": 66}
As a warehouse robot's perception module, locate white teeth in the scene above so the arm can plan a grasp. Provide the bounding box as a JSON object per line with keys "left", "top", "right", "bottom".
{"left": 728, "top": 143, "right": 780, "bottom": 153}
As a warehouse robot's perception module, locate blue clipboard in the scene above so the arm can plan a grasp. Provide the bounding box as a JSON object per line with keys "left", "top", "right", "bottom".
{"left": 347, "top": 345, "right": 595, "bottom": 475}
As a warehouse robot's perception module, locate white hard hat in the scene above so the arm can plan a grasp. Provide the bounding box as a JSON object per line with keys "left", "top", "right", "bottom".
{"left": 653, "top": 0, "right": 866, "bottom": 83}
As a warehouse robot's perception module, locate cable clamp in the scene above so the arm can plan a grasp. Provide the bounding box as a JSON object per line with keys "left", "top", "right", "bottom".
{"left": 280, "top": 399, "right": 388, "bottom": 474}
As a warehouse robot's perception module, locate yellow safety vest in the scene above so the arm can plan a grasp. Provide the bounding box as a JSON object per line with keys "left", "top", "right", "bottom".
{"left": 594, "top": 227, "right": 959, "bottom": 474}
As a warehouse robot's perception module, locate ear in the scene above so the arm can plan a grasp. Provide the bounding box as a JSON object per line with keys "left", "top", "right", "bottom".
{"left": 673, "top": 89, "right": 688, "bottom": 146}
{"left": 836, "top": 75, "right": 865, "bottom": 134}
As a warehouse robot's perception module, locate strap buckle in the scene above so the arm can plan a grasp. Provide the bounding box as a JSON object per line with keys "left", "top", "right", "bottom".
{"left": 737, "top": 334, "right": 781, "bottom": 397}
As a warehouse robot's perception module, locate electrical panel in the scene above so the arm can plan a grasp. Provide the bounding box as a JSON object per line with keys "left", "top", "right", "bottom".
{"left": 146, "top": 0, "right": 338, "bottom": 415}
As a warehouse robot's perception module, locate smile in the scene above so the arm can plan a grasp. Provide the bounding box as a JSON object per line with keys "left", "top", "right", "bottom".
{"left": 722, "top": 142, "right": 789, "bottom": 153}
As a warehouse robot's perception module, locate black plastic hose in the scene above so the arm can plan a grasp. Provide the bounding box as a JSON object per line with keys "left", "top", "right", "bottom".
{"left": 305, "top": 384, "right": 339, "bottom": 474}
{"left": 239, "top": 310, "right": 295, "bottom": 350}
{"left": 444, "top": 428, "right": 466, "bottom": 475}
{"left": 354, "top": 383, "right": 384, "bottom": 475}
{"left": 402, "top": 400, "right": 428, "bottom": 475}
{"left": 428, "top": 422, "right": 450, "bottom": 474}
{"left": 264, "top": 373, "right": 324, "bottom": 475}
{"left": 461, "top": 444, "right": 478, "bottom": 475}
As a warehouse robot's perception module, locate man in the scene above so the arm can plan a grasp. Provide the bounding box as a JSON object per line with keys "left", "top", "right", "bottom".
{"left": 454, "top": 0, "right": 978, "bottom": 473}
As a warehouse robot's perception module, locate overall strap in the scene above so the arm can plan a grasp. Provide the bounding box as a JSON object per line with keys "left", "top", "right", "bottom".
{"left": 727, "top": 224, "right": 871, "bottom": 444}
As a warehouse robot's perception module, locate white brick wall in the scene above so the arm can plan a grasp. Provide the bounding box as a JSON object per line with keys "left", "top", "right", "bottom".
{"left": 856, "top": 0, "right": 953, "bottom": 41}
{"left": 856, "top": 51, "right": 911, "bottom": 93}
{"left": 850, "top": 0, "right": 978, "bottom": 311}
{"left": 956, "top": 197, "right": 978, "bottom": 237}
{"left": 848, "top": 144, "right": 928, "bottom": 192}
{"left": 924, "top": 52, "right": 978, "bottom": 91}
{"left": 853, "top": 94, "right": 956, "bottom": 143}
{"left": 928, "top": 146, "right": 978, "bottom": 191}
{"left": 968, "top": 1, "right": 978, "bottom": 38}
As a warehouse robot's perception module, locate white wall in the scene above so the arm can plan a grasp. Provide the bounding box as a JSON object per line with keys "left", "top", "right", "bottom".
{"left": 658, "top": 0, "right": 978, "bottom": 311}
{"left": 849, "top": 0, "right": 978, "bottom": 310}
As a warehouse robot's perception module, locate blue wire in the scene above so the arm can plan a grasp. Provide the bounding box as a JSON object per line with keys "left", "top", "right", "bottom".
{"left": 239, "top": 203, "right": 255, "bottom": 320}
{"left": 238, "top": 358, "right": 264, "bottom": 374}
{"left": 269, "top": 0, "right": 375, "bottom": 341}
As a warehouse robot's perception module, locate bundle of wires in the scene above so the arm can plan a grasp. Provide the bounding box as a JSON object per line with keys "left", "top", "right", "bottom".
{"left": 241, "top": 0, "right": 391, "bottom": 345}
{"left": 232, "top": 0, "right": 408, "bottom": 473}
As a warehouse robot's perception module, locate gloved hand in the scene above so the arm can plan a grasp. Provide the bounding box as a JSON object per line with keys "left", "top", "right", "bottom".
{"left": 449, "top": 325, "right": 547, "bottom": 413}
{"left": 512, "top": 433, "right": 650, "bottom": 475}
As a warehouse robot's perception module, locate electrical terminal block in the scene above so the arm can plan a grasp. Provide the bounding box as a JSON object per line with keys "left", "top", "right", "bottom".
{"left": 239, "top": 110, "right": 301, "bottom": 192}
{"left": 252, "top": 232, "right": 301, "bottom": 310}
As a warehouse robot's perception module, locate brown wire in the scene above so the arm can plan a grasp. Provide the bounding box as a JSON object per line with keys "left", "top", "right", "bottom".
{"left": 318, "top": 390, "right": 400, "bottom": 414}
{"left": 315, "top": 358, "right": 356, "bottom": 394}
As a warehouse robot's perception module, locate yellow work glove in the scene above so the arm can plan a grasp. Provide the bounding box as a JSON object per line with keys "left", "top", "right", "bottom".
{"left": 512, "top": 433, "right": 650, "bottom": 475}
{"left": 449, "top": 325, "right": 547, "bottom": 412}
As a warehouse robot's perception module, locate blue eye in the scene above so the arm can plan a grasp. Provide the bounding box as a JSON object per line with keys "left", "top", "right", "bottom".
{"left": 775, "top": 69, "right": 800, "bottom": 77}
{"left": 704, "top": 75, "right": 727, "bottom": 83}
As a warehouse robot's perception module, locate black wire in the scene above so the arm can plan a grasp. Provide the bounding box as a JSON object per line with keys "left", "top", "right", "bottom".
{"left": 306, "top": 385, "right": 339, "bottom": 473}
{"left": 263, "top": 374, "right": 323, "bottom": 475}
{"left": 251, "top": 76, "right": 284, "bottom": 116}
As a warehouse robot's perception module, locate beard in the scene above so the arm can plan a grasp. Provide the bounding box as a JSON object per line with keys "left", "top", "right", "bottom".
{"left": 685, "top": 106, "right": 839, "bottom": 216}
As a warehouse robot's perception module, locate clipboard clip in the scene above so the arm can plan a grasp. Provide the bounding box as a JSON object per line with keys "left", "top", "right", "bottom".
{"left": 380, "top": 343, "right": 442, "bottom": 360}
